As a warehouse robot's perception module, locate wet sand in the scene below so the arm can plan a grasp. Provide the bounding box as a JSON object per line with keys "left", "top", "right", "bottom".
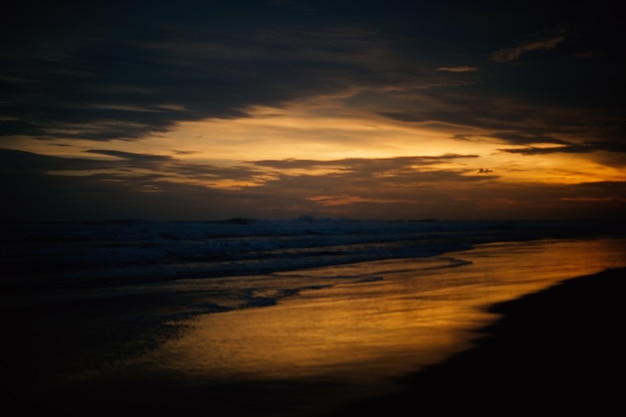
{"left": 327, "top": 267, "right": 626, "bottom": 415}
{"left": 4, "top": 267, "right": 625, "bottom": 415}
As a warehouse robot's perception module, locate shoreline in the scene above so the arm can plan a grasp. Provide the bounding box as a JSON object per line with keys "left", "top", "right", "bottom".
{"left": 327, "top": 266, "right": 626, "bottom": 415}
{"left": 4, "top": 252, "right": 625, "bottom": 415}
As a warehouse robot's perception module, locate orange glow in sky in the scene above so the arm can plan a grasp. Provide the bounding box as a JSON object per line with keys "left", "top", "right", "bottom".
{"left": 1, "top": 2, "right": 625, "bottom": 221}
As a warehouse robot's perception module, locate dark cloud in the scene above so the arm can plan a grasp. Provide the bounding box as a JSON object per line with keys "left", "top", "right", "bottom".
{"left": 2, "top": 0, "right": 623, "bottom": 147}
{"left": 3, "top": 148, "right": 625, "bottom": 221}
{"left": 2, "top": 2, "right": 625, "bottom": 221}
{"left": 85, "top": 149, "right": 174, "bottom": 162}
{"left": 0, "top": 148, "right": 105, "bottom": 173}
{"left": 253, "top": 154, "right": 478, "bottom": 171}
{"left": 0, "top": 149, "right": 487, "bottom": 221}
{"left": 0, "top": 1, "right": 401, "bottom": 141}
{"left": 250, "top": 156, "right": 494, "bottom": 196}
{"left": 499, "top": 140, "right": 626, "bottom": 155}
{"left": 491, "top": 34, "right": 566, "bottom": 63}
{"left": 492, "top": 132, "right": 569, "bottom": 146}
{"left": 0, "top": 148, "right": 262, "bottom": 189}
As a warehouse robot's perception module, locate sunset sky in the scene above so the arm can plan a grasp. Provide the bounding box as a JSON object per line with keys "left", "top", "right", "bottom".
{"left": 2, "top": 0, "right": 625, "bottom": 221}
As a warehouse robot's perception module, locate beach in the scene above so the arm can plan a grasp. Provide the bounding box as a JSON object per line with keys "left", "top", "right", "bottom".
{"left": 329, "top": 267, "right": 626, "bottom": 415}
{"left": 2, "top": 221, "right": 625, "bottom": 416}
{"left": 6, "top": 267, "right": 624, "bottom": 416}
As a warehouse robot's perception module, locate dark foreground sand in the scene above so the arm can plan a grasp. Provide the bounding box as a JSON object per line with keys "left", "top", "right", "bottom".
{"left": 328, "top": 267, "right": 626, "bottom": 415}
{"left": 5, "top": 267, "right": 625, "bottom": 415}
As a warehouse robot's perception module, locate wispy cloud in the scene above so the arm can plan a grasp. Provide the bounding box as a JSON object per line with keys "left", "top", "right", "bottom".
{"left": 437, "top": 66, "right": 479, "bottom": 73}
{"left": 4, "top": 148, "right": 625, "bottom": 220}
{"left": 307, "top": 195, "right": 408, "bottom": 206}
{"left": 491, "top": 35, "right": 566, "bottom": 63}
{"left": 499, "top": 140, "right": 626, "bottom": 155}
{"left": 85, "top": 149, "right": 174, "bottom": 162}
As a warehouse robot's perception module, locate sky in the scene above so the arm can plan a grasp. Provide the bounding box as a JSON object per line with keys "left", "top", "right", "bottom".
{"left": 2, "top": 0, "right": 625, "bottom": 221}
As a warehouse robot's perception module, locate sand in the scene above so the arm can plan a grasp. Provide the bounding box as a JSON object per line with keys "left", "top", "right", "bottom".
{"left": 327, "top": 267, "right": 626, "bottom": 415}
{"left": 4, "top": 267, "right": 625, "bottom": 416}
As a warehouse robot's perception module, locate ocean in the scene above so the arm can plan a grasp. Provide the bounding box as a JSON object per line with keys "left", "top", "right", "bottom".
{"left": 2, "top": 218, "right": 626, "bottom": 415}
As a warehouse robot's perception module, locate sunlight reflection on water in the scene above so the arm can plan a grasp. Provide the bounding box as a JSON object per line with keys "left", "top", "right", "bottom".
{"left": 128, "top": 237, "right": 626, "bottom": 389}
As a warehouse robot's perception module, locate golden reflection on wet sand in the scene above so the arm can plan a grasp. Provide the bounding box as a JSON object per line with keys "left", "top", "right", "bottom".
{"left": 131, "top": 238, "right": 626, "bottom": 388}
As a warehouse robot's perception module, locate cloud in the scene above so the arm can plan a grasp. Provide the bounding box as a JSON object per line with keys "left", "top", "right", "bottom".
{"left": 252, "top": 155, "right": 483, "bottom": 181}
{"left": 2, "top": 2, "right": 625, "bottom": 222}
{"left": 1, "top": 4, "right": 418, "bottom": 143}
{"left": 307, "top": 195, "right": 408, "bottom": 206}
{"left": 499, "top": 146, "right": 576, "bottom": 155}
{"left": 491, "top": 35, "right": 566, "bottom": 63}
{"left": 0, "top": 149, "right": 492, "bottom": 220}
{"left": 559, "top": 182, "right": 626, "bottom": 216}
{"left": 499, "top": 140, "right": 626, "bottom": 155}
{"left": 0, "top": 148, "right": 269, "bottom": 191}
{"left": 252, "top": 155, "right": 492, "bottom": 192}
{"left": 4, "top": 148, "right": 625, "bottom": 221}
{"left": 437, "top": 66, "right": 479, "bottom": 72}
{"left": 253, "top": 154, "right": 478, "bottom": 169}
{"left": 492, "top": 132, "right": 568, "bottom": 146}
{"left": 85, "top": 149, "right": 174, "bottom": 162}
{"left": 0, "top": 148, "right": 107, "bottom": 173}
{"left": 2, "top": 2, "right": 623, "bottom": 167}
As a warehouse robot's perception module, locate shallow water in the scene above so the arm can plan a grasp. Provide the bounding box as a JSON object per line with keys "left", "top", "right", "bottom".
{"left": 79, "top": 237, "right": 626, "bottom": 415}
